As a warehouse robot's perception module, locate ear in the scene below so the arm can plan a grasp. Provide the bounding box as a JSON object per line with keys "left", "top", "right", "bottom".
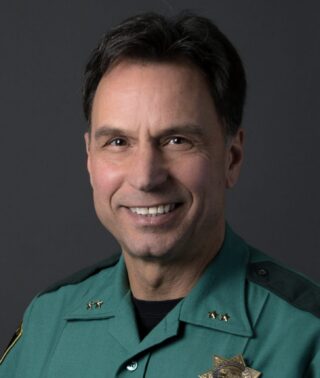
{"left": 84, "top": 132, "right": 93, "bottom": 186}
{"left": 225, "top": 128, "right": 244, "bottom": 189}
{"left": 84, "top": 131, "right": 90, "bottom": 153}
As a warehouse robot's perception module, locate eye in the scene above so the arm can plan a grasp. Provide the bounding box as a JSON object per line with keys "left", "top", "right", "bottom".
{"left": 168, "top": 136, "right": 186, "bottom": 145}
{"left": 162, "top": 136, "right": 193, "bottom": 150}
{"left": 103, "top": 137, "right": 128, "bottom": 147}
{"left": 110, "top": 138, "right": 127, "bottom": 146}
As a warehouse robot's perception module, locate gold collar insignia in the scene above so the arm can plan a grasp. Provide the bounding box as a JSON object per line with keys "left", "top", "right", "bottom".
{"left": 199, "top": 354, "right": 261, "bottom": 378}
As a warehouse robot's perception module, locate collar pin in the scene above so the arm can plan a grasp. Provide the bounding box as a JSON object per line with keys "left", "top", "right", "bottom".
{"left": 220, "top": 313, "right": 230, "bottom": 322}
{"left": 95, "top": 300, "right": 104, "bottom": 309}
{"left": 208, "top": 310, "right": 219, "bottom": 319}
{"left": 87, "top": 301, "right": 94, "bottom": 310}
{"left": 86, "top": 300, "right": 104, "bottom": 310}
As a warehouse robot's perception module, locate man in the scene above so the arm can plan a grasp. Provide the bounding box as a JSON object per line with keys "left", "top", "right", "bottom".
{"left": 1, "top": 12, "right": 319, "bottom": 377}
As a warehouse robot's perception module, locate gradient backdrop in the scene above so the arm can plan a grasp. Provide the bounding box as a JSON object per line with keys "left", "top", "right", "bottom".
{"left": 1, "top": 0, "right": 319, "bottom": 351}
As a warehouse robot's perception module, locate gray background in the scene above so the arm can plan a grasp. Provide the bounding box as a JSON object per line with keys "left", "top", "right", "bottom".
{"left": 0, "top": 0, "right": 319, "bottom": 351}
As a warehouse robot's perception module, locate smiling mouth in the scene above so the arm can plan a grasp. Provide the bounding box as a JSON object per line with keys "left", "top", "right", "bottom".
{"left": 128, "top": 203, "right": 180, "bottom": 216}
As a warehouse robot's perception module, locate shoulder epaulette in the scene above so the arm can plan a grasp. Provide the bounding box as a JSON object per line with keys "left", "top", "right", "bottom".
{"left": 247, "top": 261, "right": 320, "bottom": 318}
{"left": 38, "top": 252, "right": 121, "bottom": 296}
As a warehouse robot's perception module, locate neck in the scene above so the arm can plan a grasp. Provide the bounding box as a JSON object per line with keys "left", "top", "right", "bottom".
{"left": 123, "top": 225, "right": 225, "bottom": 301}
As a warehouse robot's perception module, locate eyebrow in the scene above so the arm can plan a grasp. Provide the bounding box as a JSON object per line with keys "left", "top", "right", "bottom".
{"left": 94, "top": 124, "right": 206, "bottom": 141}
{"left": 94, "top": 126, "right": 128, "bottom": 140}
{"left": 158, "top": 124, "right": 205, "bottom": 138}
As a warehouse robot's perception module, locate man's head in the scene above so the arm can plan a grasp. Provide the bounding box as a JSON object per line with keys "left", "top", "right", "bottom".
{"left": 83, "top": 12, "right": 246, "bottom": 136}
{"left": 84, "top": 13, "right": 245, "bottom": 265}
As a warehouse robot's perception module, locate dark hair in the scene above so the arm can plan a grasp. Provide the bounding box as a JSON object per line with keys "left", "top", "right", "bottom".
{"left": 83, "top": 12, "right": 246, "bottom": 135}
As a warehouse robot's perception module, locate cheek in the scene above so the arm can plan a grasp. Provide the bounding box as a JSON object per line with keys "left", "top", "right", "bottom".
{"left": 172, "top": 157, "right": 214, "bottom": 194}
{"left": 175, "top": 157, "right": 225, "bottom": 196}
{"left": 90, "top": 159, "right": 123, "bottom": 199}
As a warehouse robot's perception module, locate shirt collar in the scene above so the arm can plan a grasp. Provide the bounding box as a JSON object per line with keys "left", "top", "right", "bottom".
{"left": 179, "top": 225, "right": 254, "bottom": 337}
{"left": 64, "top": 256, "right": 129, "bottom": 320}
{"left": 65, "top": 225, "right": 257, "bottom": 338}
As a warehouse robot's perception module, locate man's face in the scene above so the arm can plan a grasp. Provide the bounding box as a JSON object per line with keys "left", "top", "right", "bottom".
{"left": 85, "top": 61, "right": 243, "bottom": 263}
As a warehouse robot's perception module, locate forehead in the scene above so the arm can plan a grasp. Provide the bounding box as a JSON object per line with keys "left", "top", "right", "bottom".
{"left": 100, "top": 59, "right": 208, "bottom": 90}
{"left": 91, "top": 60, "right": 221, "bottom": 134}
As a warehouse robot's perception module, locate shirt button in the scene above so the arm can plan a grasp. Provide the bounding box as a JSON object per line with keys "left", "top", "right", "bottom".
{"left": 126, "top": 361, "right": 138, "bottom": 372}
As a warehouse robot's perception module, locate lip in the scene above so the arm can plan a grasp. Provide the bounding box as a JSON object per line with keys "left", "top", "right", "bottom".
{"left": 124, "top": 202, "right": 178, "bottom": 208}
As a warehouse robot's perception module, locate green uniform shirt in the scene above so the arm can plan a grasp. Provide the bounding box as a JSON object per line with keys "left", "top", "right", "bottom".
{"left": 1, "top": 226, "right": 319, "bottom": 377}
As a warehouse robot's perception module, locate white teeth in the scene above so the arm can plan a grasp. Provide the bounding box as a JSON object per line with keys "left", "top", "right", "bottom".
{"left": 129, "top": 204, "right": 176, "bottom": 216}
{"left": 149, "top": 207, "right": 158, "bottom": 215}
{"left": 164, "top": 204, "right": 171, "bottom": 213}
{"left": 157, "top": 205, "right": 164, "bottom": 214}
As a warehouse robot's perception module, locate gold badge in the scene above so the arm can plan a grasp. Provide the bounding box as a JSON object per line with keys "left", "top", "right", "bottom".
{"left": 199, "top": 354, "right": 261, "bottom": 378}
{"left": 0, "top": 323, "right": 23, "bottom": 365}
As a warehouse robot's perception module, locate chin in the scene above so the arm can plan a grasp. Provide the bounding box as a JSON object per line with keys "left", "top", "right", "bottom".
{"left": 126, "top": 246, "right": 170, "bottom": 260}
{"left": 122, "top": 239, "right": 180, "bottom": 262}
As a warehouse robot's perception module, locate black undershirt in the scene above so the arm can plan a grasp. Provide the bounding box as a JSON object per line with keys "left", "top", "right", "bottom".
{"left": 131, "top": 295, "right": 183, "bottom": 340}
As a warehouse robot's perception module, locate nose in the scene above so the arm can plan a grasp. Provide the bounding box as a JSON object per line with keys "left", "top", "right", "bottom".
{"left": 127, "top": 144, "right": 168, "bottom": 192}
